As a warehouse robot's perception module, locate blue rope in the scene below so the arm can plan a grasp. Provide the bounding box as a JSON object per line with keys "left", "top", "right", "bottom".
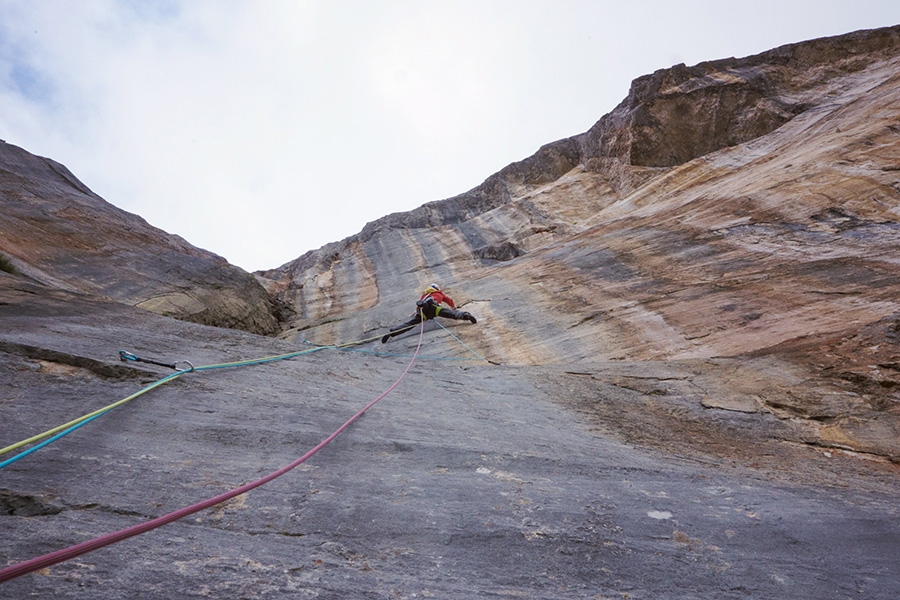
{"left": 0, "top": 347, "right": 330, "bottom": 470}
{"left": 0, "top": 408, "right": 111, "bottom": 469}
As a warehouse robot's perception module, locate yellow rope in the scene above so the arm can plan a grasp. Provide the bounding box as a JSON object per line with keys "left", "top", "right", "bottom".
{"left": 0, "top": 371, "right": 186, "bottom": 456}
{"left": 1, "top": 329, "right": 386, "bottom": 458}
{"left": 3, "top": 309, "right": 452, "bottom": 463}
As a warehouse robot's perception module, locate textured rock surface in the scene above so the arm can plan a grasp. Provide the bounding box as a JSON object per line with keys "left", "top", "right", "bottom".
{"left": 2, "top": 278, "right": 900, "bottom": 599}
{"left": 3, "top": 25, "right": 900, "bottom": 599}
{"left": 260, "top": 25, "right": 900, "bottom": 463}
{"left": 0, "top": 141, "right": 283, "bottom": 335}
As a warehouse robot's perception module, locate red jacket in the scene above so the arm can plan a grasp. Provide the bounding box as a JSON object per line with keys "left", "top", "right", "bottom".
{"left": 421, "top": 290, "right": 455, "bottom": 308}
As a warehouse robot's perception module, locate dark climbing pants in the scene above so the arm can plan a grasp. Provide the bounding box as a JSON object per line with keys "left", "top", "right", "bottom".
{"left": 384, "top": 305, "right": 471, "bottom": 340}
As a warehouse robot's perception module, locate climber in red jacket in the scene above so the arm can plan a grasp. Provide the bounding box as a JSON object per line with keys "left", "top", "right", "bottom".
{"left": 382, "top": 283, "right": 477, "bottom": 343}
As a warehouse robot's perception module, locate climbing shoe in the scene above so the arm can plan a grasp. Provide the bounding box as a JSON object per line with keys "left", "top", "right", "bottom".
{"left": 381, "top": 334, "right": 391, "bottom": 344}
{"left": 463, "top": 312, "right": 477, "bottom": 324}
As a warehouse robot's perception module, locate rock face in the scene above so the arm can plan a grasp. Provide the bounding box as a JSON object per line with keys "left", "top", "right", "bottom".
{"left": 0, "top": 141, "right": 283, "bottom": 335}
{"left": 3, "top": 25, "right": 900, "bottom": 599}
{"left": 581, "top": 25, "right": 900, "bottom": 175}
{"left": 259, "top": 25, "right": 900, "bottom": 462}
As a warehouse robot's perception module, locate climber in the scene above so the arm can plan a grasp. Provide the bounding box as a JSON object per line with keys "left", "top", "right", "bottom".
{"left": 382, "top": 283, "right": 477, "bottom": 343}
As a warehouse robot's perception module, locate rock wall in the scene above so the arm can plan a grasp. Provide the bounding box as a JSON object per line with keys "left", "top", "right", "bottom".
{"left": 3, "top": 27, "right": 900, "bottom": 597}
{"left": 255, "top": 26, "right": 900, "bottom": 462}
{"left": 586, "top": 26, "right": 900, "bottom": 165}
{"left": 1, "top": 25, "right": 898, "bottom": 464}
{"left": 0, "top": 141, "right": 283, "bottom": 335}
{"left": 3, "top": 278, "right": 899, "bottom": 597}
{"left": 260, "top": 25, "right": 900, "bottom": 359}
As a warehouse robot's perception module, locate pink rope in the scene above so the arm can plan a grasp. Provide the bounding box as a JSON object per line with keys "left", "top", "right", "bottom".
{"left": 0, "top": 321, "right": 425, "bottom": 584}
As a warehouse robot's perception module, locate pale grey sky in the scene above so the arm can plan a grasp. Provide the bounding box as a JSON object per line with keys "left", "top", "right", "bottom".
{"left": 1, "top": 1, "right": 898, "bottom": 271}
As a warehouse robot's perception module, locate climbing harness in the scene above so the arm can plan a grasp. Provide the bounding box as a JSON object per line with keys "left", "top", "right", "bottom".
{"left": 0, "top": 320, "right": 427, "bottom": 584}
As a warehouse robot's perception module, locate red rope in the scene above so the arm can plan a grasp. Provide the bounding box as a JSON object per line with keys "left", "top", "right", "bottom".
{"left": 0, "top": 321, "right": 425, "bottom": 584}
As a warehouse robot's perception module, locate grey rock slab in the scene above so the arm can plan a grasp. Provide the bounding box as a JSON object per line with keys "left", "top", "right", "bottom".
{"left": 2, "top": 291, "right": 900, "bottom": 598}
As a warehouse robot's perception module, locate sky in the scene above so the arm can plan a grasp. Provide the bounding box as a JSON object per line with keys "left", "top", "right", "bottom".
{"left": 1, "top": 1, "right": 898, "bottom": 272}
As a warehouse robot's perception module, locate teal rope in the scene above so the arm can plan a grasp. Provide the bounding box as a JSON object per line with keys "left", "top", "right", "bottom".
{"left": 191, "top": 346, "right": 328, "bottom": 371}
{"left": 0, "top": 347, "right": 330, "bottom": 470}
{"left": 0, "top": 407, "right": 112, "bottom": 470}
{"left": 433, "top": 320, "right": 491, "bottom": 363}
{"left": 325, "top": 346, "right": 476, "bottom": 361}
{"left": 0, "top": 370, "right": 187, "bottom": 470}
{"left": 3, "top": 321, "right": 489, "bottom": 470}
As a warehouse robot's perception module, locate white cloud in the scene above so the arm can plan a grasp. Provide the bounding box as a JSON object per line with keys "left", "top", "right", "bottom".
{"left": 1, "top": 0, "right": 898, "bottom": 271}
{"left": 366, "top": 4, "right": 512, "bottom": 144}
